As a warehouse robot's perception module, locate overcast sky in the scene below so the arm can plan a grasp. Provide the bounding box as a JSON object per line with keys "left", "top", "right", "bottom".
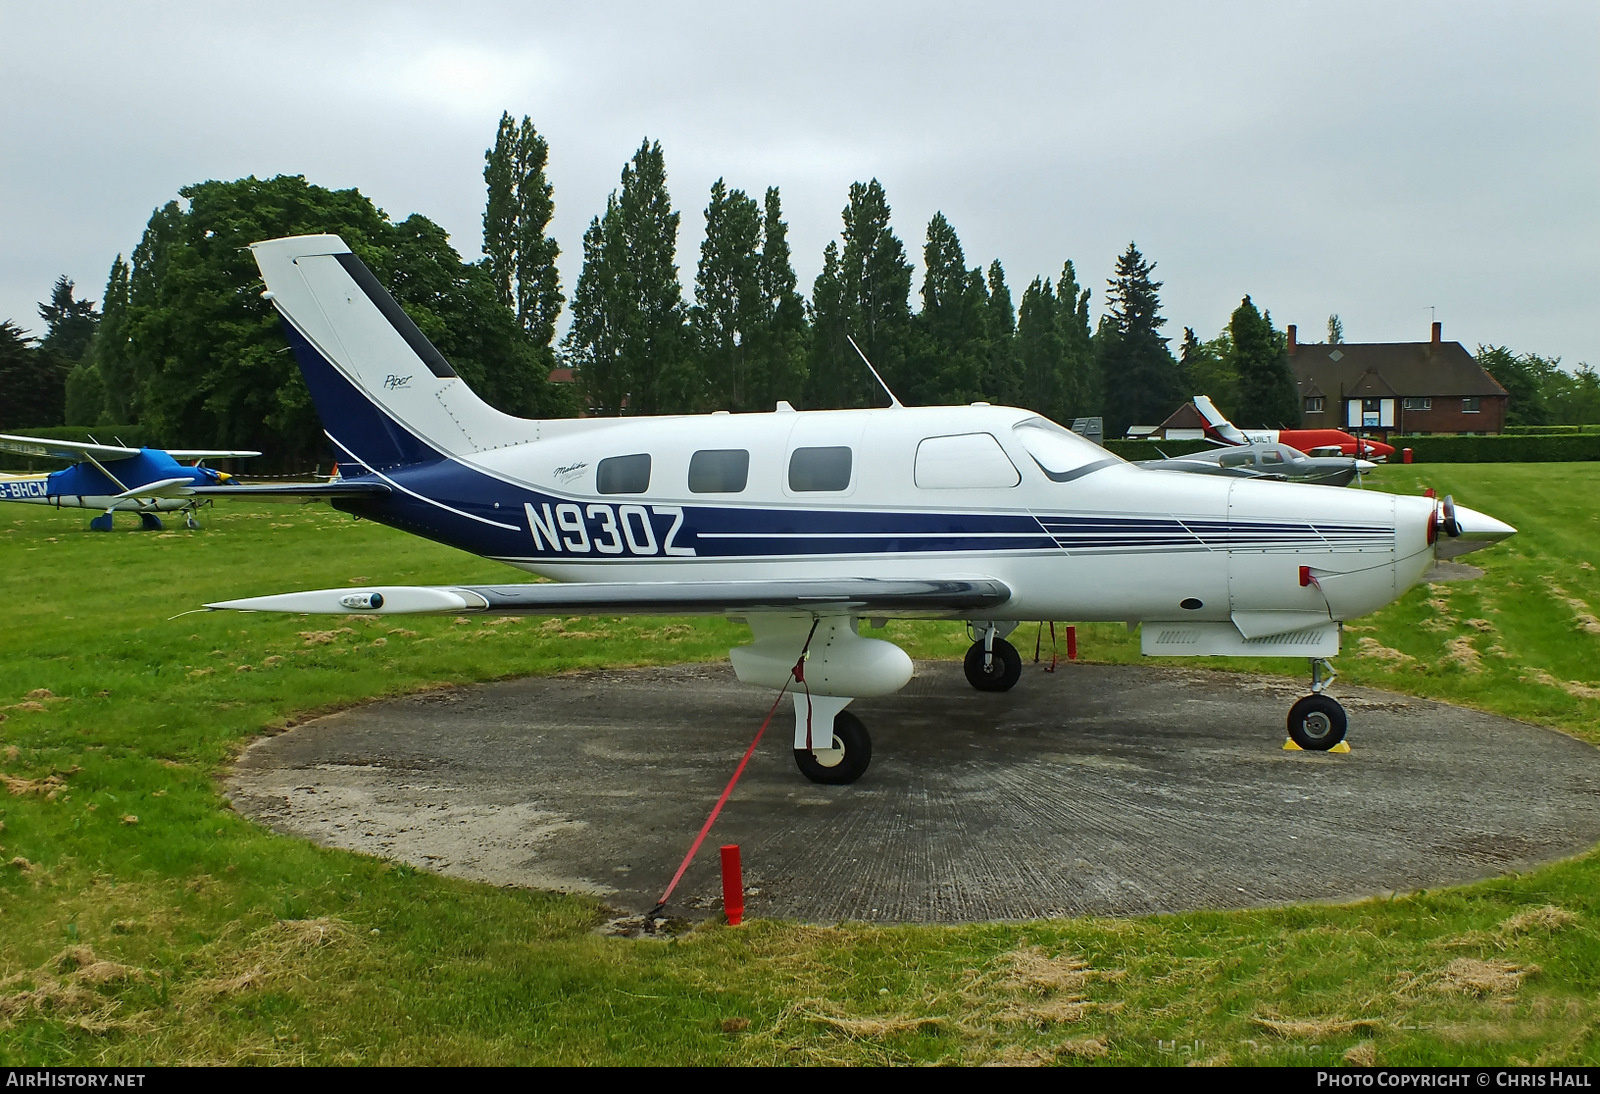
{"left": 4, "top": 1, "right": 1596, "bottom": 370}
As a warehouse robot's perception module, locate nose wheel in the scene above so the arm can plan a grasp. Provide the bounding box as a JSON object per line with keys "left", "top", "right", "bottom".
{"left": 1287, "top": 658, "right": 1347, "bottom": 751}
{"left": 794, "top": 710, "right": 872, "bottom": 785}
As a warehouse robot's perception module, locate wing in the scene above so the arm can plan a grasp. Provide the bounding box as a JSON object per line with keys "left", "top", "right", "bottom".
{"left": 205, "top": 577, "right": 1013, "bottom": 618}
{"left": 0, "top": 433, "right": 140, "bottom": 461}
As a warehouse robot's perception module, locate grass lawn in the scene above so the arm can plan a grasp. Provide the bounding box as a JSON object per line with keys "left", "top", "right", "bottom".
{"left": 1, "top": 463, "right": 1598, "bottom": 1066}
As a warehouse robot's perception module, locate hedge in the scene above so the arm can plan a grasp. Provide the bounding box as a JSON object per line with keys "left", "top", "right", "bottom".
{"left": 1501, "top": 424, "right": 1600, "bottom": 436}
{"left": 1104, "top": 435, "right": 1600, "bottom": 463}
{"left": 1393, "top": 434, "right": 1600, "bottom": 462}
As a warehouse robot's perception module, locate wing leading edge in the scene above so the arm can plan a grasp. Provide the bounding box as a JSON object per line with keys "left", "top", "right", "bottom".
{"left": 205, "top": 577, "right": 1012, "bottom": 618}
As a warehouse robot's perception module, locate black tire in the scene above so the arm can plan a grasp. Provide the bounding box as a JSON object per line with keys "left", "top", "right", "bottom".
{"left": 793, "top": 710, "right": 872, "bottom": 785}
{"left": 1287, "top": 693, "right": 1347, "bottom": 751}
{"left": 964, "top": 637, "right": 1023, "bottom": 692}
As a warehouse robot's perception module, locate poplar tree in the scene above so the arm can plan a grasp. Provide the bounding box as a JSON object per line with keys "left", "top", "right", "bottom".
{"left": 839, "top": 179, "right": 912, "bottom": 405}
{"left": 691, "top": 179, "right": 763, "bottom": 410}
{"left": 564, "top": 139, "right": 686, "bottom": 414}
{"left": 804, "top": 241, "right": 853, "bottom": 409}
{"left": 1229, "top": 295, "right": 1300, "bottom": 428}
{"left": 1054, "top": 260, "right": 1095, "bottom": 421}
{"left": 1096, "top": 243, "right": 1180, "bottom": 436}
{"left": 908, "top": 212, "right": 986, "bottom": 404}
{"left": 983, "top": 260, "right": 1020, "bottom": 405}
{"left": 749, "top": 186, "right": 807, "bottom": 408}
{"left": 482, "top": 113, "right": 563, "bottom": 348}
{"left": 91, "top": 256, "right": 133, "bottom": 422}
{"left": 1015, "top": 276, "right": 1061, "bottom": 418}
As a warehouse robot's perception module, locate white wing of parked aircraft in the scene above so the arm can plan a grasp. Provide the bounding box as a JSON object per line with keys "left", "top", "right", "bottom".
{"left": 204, "top": 235, "right": 1515, "bottom": 783}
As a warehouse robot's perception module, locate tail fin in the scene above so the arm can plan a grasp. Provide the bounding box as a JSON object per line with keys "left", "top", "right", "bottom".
{"left": 251, "top": 235, "right": 538, "bottom": 471}
{"left": 1191, "top": 395, "right": 1249, "bottom": 445}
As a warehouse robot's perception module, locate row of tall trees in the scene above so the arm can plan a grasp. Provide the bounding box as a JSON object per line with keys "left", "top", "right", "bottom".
{"left": 39, "top": 112, "right": 1579, "bottom": 452}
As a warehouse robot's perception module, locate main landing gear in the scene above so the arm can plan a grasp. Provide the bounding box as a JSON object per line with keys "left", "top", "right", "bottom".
{"left": 964, "top": 622, "right": 1022, "bottom": 692}
{"left": 1287, "top": 658, "right": 1347, "bottom": 751}
{"left": 793, "top": 709, "right": 873, "bottom": 785}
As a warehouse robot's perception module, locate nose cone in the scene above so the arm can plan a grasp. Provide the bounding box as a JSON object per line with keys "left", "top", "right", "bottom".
{"left": 1438, "top": 503, "right": 1517, "bottom": 558}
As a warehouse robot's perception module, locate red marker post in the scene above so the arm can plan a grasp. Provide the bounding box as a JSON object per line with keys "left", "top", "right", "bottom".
{"left": 720, "top": 844, "right": 744, "bottom": 926}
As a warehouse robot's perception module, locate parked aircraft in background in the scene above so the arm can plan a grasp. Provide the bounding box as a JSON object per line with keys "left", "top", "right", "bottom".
{"left": 1136, "top": 441, "right": 1375, "bottom": 487}
{"left": 0, "top": 435, "right": 261, "bottom": 530}
{"left": 1193, "top": 396, "right": 1397, "bottom": 460}
{"left": 205, "top": 235, "right": 1514, "bottom": 783}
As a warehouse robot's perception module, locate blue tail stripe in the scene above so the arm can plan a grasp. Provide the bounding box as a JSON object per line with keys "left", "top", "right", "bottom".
{"left": 280, "top": 319, "right": 443, "bottom": 470}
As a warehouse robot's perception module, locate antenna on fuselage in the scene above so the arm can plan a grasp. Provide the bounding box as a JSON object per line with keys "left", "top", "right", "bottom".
{"left": 847, "top": 335, "right": 904, "bottom": 409}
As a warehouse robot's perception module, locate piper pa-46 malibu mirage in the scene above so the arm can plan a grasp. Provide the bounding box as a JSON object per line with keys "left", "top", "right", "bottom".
{"left": 205, "top": 234, "right": 1515, "bottom": 783}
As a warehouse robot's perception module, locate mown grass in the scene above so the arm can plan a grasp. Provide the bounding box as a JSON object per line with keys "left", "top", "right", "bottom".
{"left": 0, "top": 466, "right": 1597, "bottom": 1066}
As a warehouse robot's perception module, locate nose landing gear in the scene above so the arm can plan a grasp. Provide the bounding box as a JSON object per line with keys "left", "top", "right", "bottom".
{"left": 1287, "top": 658, "right": 1347, "bottom": 750}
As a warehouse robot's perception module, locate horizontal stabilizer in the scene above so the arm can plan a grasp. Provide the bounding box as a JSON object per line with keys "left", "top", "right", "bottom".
{"left": 206, "top": 577, "right": 1012, "bottom": 618}
{"left": 113, "top": 477, "right": 194, "bottom": 500}
{"left": 189, "top": 482, "right": 392, "bottom": 498}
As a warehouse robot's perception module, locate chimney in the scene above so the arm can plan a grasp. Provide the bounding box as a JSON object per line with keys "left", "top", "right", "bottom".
{"left": 1431, "top": 321, "right": 1442, "bottom": 345}
{"left": 1287, "top": 324, "right": 1297, "bottom": 353}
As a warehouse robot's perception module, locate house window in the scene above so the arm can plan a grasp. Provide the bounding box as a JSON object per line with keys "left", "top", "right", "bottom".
{"left": 1305, "top": 397, "right": 1324, "bottom": 413}
{"left": 1462, "top": 397, "right": 1481, "bottom": 414}
{"left": 1402, "top": 397, "right": 1432, "bottom": 411}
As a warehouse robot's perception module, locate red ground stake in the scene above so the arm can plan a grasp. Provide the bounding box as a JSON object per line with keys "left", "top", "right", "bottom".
{"left": 1066, "top": 625, "right": 1077, "bottom": 661}
{"left": 721, "top": 844, "right": 744, "bottom": 926}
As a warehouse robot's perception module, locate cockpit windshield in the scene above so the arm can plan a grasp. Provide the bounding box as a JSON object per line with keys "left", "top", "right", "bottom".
{"left": 1012, "top": 419, "right": 1123, "bottom": 482}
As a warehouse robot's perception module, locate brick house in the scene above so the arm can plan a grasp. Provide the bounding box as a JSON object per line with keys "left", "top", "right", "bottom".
{"left": 1289, "top": 322, "right": 1508, "bottom": 438}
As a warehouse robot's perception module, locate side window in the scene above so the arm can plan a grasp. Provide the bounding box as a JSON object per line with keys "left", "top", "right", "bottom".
{"left": 597, "top": 453, "right": 651, "bottom": 494}
{"left": 788, "top": 446, "right": 852, "bottom": 492}
{"left": 688, "top": 449, "right": 750, "bottom": 493}
{"left": 914, "top": 433, "right": 1020, "bottom": 489}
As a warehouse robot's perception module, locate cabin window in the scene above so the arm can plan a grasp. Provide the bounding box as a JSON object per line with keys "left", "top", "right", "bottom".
{"left": 1462, "top": 397, "right": 1481, "bottom": 413}
{"left": 1013, "top": 419, "right": 1121, "bottom": 482}
{"left": 597, "top": 453, "right": 651, "bottom": 494}
{"left": 914, "top": 433, "right": 1020, "bottom": 489}
{"left": 688, "top": 449, "right": 750, "bottom": 493}
{"left": 1304, "top": 397, "right": 1324, "bottom": 413}
{"left": 788, "top": 446, "right": 853, "bottom": 492}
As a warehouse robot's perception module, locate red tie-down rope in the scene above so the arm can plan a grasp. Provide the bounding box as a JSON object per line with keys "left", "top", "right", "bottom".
{"left": 648, "top": 619, "right": 820, "bottom": 920}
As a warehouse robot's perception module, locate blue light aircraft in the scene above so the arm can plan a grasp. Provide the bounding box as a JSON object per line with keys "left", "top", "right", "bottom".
{"left": 0, "top": 435, "right": 261, "bottom": 530}
{"left": 205, "top": 235, "right": 1516, "bottom": 783}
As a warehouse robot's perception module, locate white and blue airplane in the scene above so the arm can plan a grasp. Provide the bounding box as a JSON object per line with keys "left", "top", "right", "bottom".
{"left": 205, "top": 234, "right": 1516, "bottom": 783}
{"left": 0, "top": 434, "right": 261, "bottom": 530}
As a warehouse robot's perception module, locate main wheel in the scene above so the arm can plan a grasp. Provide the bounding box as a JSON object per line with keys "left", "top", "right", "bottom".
{"left": 1287, "top": 694, "right": 1347, "bottom": 751}
{"left": 793, "top": 710, "right": 872, "bottom": 785}
{"left": 964, "top": 638, "right": 1022, "bottom": 692}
